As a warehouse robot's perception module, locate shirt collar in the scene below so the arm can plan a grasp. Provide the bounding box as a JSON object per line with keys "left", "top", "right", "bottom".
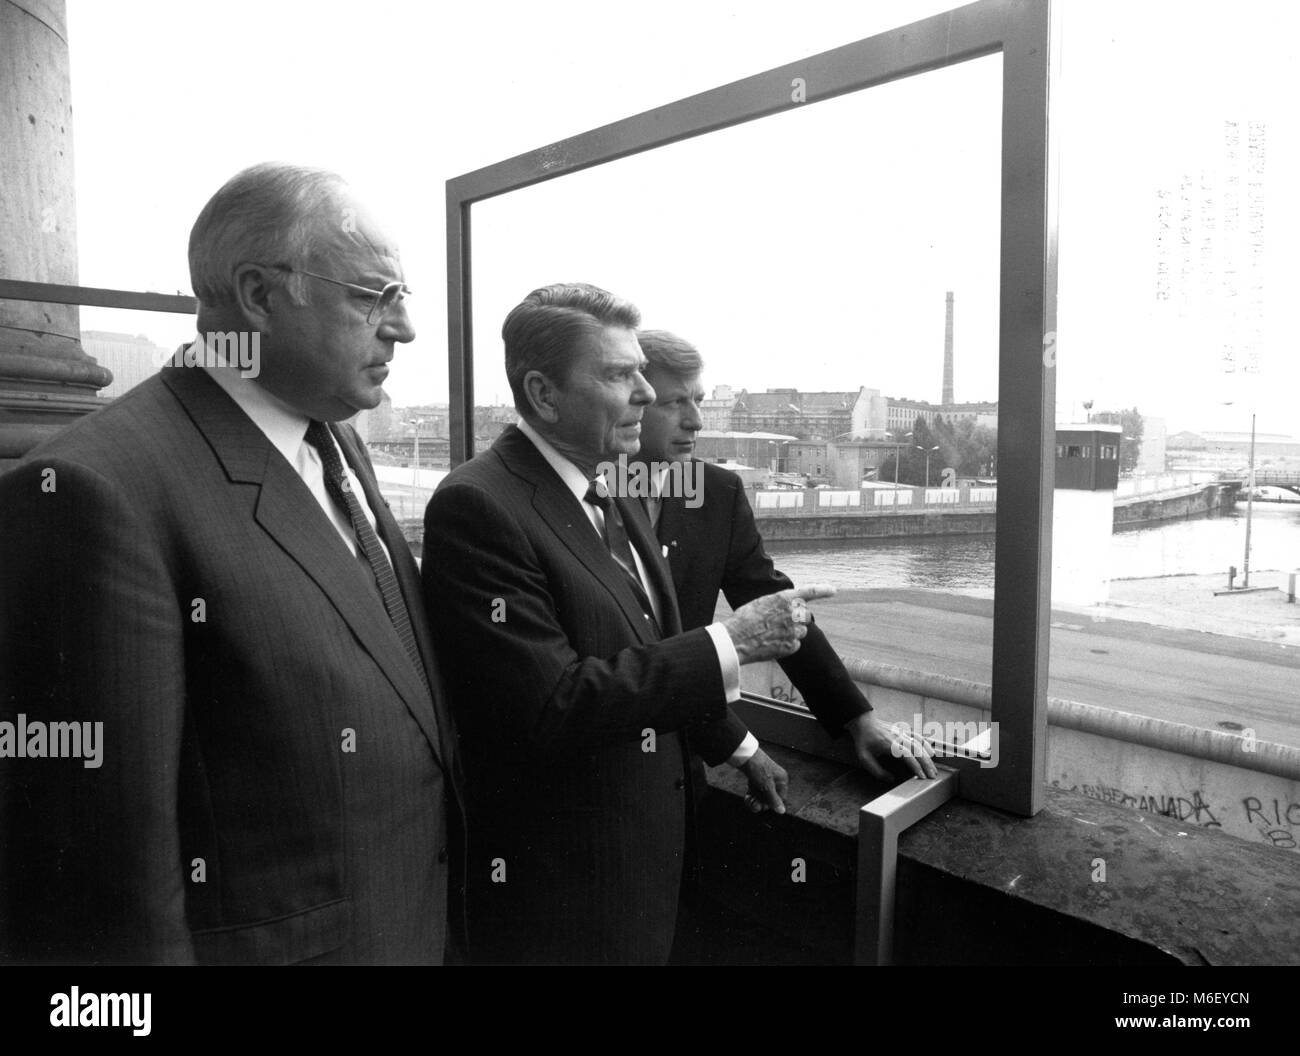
{"left": 193, "top": 333, "right": 311, "bottom": 466}
{"left": 651, "top": 463, "right": 671, "bottom": 499}
{"left": 517, "top": 417, "right": 597, "bottom": 506}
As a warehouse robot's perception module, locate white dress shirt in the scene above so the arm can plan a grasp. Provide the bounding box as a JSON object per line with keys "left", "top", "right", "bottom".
{"left": 194, "top": 334, "right": 391, "bottom": 565}
{"left": 517, "top": 420, "right": 756, "bottom": 766}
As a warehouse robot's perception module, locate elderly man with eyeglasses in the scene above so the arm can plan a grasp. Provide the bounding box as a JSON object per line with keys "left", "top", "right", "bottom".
{"left": 0, "top": 162, "right": 463, "bottom": 965}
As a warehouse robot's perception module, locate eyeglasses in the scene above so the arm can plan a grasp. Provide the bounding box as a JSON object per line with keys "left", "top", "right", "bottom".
{"left": 257, "top": 263, "right": 412, "bottom": 324}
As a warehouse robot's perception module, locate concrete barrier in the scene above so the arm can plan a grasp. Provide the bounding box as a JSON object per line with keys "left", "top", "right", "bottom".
{"left": 741, "top": 656, "right": 1300, "bottom": 854}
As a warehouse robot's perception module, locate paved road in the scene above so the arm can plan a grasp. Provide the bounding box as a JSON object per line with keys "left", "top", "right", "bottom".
{"left": 788, "top": 590, "right": 1300, "bottom": 747}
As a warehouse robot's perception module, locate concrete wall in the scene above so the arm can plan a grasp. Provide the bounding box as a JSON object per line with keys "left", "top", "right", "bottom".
{"left": 742, "top": 659, "right": 1300, "bottom": 856}
{"left": 1114, "top": 481, "right": 1238, "bottom": 529}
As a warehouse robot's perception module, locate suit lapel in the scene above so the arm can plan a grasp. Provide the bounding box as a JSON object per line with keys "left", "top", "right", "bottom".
{"left": 495, "top": 428, "right": 661, "bottom": 643}
{"left": 161, "top": 367, "right": 448, "bottom": 771}
{"left": 332, "top": 423, "right": 456, "bottom": 777}
{"left": 621, "top": 495, "right": 683, "bottom": 637}
{"left": 653, "top": 493, "right": 687, "bottom": 597}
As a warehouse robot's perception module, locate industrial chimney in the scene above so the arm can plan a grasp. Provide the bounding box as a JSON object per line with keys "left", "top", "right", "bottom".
{"left": 942, "top": 291, "right": 954, "bottom": 406}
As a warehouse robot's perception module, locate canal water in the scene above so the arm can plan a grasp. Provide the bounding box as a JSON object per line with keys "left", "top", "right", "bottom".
{"left": 766, "top": 498, "right": 1300, "bottom": 595}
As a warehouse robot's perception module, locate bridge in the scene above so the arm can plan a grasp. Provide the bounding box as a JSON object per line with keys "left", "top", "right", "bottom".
{"left": 1228, "top": 471, "right": 1300, "bottom": 498}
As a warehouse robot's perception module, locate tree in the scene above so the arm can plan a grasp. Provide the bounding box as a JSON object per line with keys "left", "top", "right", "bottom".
{"left": 926, "top": 414, "right": 999, "bottom": 480}
{"left": 879, "top": 415, "right": 1000, "bottom": 486}
{"left": 1094, "top": 407, "right": 1144, "bottom": 474}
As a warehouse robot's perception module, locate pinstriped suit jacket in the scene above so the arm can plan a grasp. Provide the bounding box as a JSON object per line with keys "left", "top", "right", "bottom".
{"left": 0, "top": 365, "right": 462, "bottom": 964}
{"left": 421, "top": 425, "right": 727, "bottom": 964}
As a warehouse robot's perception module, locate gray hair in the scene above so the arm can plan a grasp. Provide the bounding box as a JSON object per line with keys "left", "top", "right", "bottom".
{"left": 188, "top": 162, "right": 349, "bottom": 309}
{"left": 502, "top": 283, "right": 641, "bottom": 415}
{"left": 637, "top": 329, "right": 704, "bottom": 380}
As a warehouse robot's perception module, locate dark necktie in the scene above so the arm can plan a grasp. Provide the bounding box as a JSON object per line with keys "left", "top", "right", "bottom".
{"left": 584, "top": 477, "right": 660, "bottom": 633}
{"left": 305, "top": 420, "right": 431, "bottom": 697}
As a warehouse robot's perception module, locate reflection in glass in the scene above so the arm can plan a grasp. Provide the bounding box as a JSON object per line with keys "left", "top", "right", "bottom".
{"left": 469, "top": 53, "right": 1003, "bottom": 699}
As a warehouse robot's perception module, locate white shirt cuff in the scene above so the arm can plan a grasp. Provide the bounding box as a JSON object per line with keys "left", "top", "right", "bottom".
{"left": 727, "top": 731, "right": 760, "bottom": 768}
{"left": 704, "top": 622, "right": 741, "bottom": 704}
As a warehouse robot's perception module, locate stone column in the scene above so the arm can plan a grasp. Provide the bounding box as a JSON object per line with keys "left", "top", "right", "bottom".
{"left": 0, "top": 0, "right": 110, "bottom": 466}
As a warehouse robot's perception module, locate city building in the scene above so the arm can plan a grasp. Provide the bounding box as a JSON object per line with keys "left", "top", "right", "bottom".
{"left": 886, "top": 396, "right": 998, "bottom": 435}
{"left": 79, "top": 331, "right": 167, "bottom": 398}
{"left": 730, "top": 386, "right": 885, "bottom": 440}
{"left": 699, "top": 384, "right": 736, "bottom": 432}
{"left": 394, "top": 404, "right": 449, "bottom": 439}
{"left": 1135, "top": 415, "right": 1167, "bottom": 476}
{"left": 692, "top": 430, "right": 798, "bottom": 468}
{"left": 1167, "top": 429, "right": 1300, "bottom": 472}
{"left": 351, "top": 390, "right": 394, "bottom": 443}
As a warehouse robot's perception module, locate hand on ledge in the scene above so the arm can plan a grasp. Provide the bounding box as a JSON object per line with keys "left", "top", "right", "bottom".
{"left": 846, "top": 713, "right": 939, "bottom": 781}
{"left": 739, "top": 747, "right": 788, "bottom": 814}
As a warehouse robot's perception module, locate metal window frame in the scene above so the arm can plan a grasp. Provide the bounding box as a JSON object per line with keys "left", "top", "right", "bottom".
{"left": 446, "top": 0, "right": 1058, "bottom": 818}
{"left": 0, "top": 280, "right": 196, "bottom": 315}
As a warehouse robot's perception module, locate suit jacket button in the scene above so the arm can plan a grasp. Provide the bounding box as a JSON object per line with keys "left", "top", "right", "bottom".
{"left": 674, "top": 778, "right": 686, "bottom": 791}
{"left": 437, "top": 846, "right": 449, "bottom": 864}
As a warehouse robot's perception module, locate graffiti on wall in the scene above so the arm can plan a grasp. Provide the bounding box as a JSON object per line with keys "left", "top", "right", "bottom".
{"left": 1052, "top": 780, "right": 1300, "bottom": 852}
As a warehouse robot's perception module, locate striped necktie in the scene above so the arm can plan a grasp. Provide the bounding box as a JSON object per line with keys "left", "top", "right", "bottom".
{"left": 584, "top": 476, "right": 660, "bottom": 633}
{"left": 305, "top": 420, "right": 431, "bottom": 696}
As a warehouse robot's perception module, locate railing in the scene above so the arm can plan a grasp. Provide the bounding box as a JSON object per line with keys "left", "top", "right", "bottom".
{"left": 1246, "top": 472, "right": 1300, "bottom": 488}
{"left": 750, "top": 484, "right": 997, "bottom": 515}
{"left": 1116, "top": 471, "right": 1219, "bottom": 498}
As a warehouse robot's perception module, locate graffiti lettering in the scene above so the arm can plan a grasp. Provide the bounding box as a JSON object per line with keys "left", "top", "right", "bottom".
{"left": 1059, "top": 782, "right": 1221, "bottom": 827}
{"left": 1242, "top": 796, "right": 1300, "bottom": 828}
{"left": 768, "top": 685, "right": 804, "bottom": 706}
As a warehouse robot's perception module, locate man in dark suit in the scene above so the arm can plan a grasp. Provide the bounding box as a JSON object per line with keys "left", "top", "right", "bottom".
{"left": 0, "top": 163, "right": 461, "bottom": 964}
{"left": 422, "top": 283, "right": 827, "bottom": 964}
{"left": 632, "top": 329, "right": 938, "bottom": 807}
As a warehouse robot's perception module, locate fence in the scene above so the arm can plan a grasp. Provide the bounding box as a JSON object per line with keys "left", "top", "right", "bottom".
{"left": 752, "top": 484, "right": 998, "bottom": 515}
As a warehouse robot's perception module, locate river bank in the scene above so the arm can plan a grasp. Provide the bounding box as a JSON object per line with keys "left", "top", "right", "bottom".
{"left": 1057, "top": 569, "right": 1300, "bottom": 646}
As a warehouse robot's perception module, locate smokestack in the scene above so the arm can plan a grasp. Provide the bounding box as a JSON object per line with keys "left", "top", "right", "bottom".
{"left": 942, "top": 291, "right": 955, "bottom": 406}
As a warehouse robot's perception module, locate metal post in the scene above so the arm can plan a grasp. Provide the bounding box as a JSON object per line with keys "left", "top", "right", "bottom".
{"left": 855, "top": 769, "right": 959, "bottom": 965}
{"left": 409, "top": 417, "right": 423, "bottom": 490}
{"left": 1244, "top": 412, "right": 1256, "bottom": 588}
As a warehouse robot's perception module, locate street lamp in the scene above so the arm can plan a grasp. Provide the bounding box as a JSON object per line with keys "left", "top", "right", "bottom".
{"left": 884, "top": 431, "right": 911, "bottom": 489}
{"left": 1222, "top": 402, "right": 1256, "bottom": 588}
{"left": 406, "top": 418, "right": 425, "bottom": 489}
{"left": 1245, "top": 411, "right": 1257, "bottom": 587}
{"left": 916, "top": 443, "right": 940, "bottom": 488}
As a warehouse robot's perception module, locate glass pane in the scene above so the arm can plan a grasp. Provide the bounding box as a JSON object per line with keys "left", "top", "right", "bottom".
{"left": 469, "top": 53, "right": 1003, "bottom": 749}
{"left": 1051, "top": 0, "right": 1300, "bottom": 853}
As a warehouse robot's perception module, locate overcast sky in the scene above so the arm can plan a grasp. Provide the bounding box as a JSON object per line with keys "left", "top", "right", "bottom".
{"left": 65, "top": 0, "right": 1298, "bottom": 436}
